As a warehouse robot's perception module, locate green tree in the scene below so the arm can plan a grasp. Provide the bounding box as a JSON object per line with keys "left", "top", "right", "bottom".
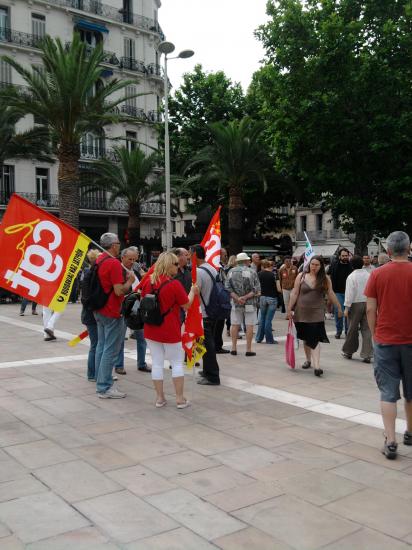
{"left": 185, "top": 118, "right": 271, "bottom": 254}
{"left": 1, "top": 34, "right": 137, "bottom": 228}
{"left": 254, "top": 0, "right": 412, "bottom": 253}
{"left": 0, "top": 100, "right": 52, "bottom": 194}
{"left": 86, "top": 146, "right": 158, "bottom": 245}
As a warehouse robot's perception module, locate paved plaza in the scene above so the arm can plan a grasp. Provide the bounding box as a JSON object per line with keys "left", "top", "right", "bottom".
{"left": 0, "top": 303, "right": 411, "bottom": 549}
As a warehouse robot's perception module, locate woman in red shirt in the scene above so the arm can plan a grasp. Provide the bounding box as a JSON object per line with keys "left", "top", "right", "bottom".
{"left": 141, "top": 252, "right": 198, "bottom": 408}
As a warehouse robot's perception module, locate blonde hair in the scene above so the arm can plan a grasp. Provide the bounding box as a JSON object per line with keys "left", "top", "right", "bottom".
{"left": 261, "top": 259, "right": 272, "bottom": 269}
{"left": 86, "top": 249, "right": 101, "bottom": 264}
{"left": 150, "top": 252, "right": 178, "bottom": 285}
{"left": 227, "top": 255, "right": 237, "bottom": 268}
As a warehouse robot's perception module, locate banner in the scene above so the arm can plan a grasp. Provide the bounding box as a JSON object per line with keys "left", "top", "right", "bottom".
{"left": 0, "top": 194, "right": 91, "bottom": 312}
{"left": 201, "top": 206, "right": 222, "bottom": 270}
{"left": 182, "top": 253, "right": 204, "bottom": 363}
{"left": 303, "top": 231, "right": 314, "bottom": 268}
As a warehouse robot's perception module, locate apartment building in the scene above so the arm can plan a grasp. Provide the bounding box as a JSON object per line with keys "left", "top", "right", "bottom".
{"left": 0, "top": 0, "right": 168, "bottom": 243}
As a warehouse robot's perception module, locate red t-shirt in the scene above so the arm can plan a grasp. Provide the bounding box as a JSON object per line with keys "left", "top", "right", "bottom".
{"left": 364, "top": 261, "right": 412, "bottom": 344}
{"left": 141, "top": 275, "right": 188, "bottom": 343}
{"left": 96, "top": 253, "right": 124, "bottom": 318}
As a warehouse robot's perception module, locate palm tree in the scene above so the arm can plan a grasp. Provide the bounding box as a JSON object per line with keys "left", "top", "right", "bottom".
{"left": 0, "top": 100, "right": 52, "bottom": 198}
{"left": 185, "top": 117, "right": 269, "bottom": 254}
{"left": 1, "top": 34, "right": 138, "bottom": 228}
{"left": 85, "top": 145, "right": 159, "bottom": 245}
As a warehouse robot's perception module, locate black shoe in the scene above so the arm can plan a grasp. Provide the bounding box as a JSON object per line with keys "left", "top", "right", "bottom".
{"left": 362, "top": 358, "right": 371, "bottom": 364}
{"left": 216, "top": 348, "right": 230, "bottom": 354}
{"left": 302, "top": 361, "right": 311, "bottom": 369}
{"left": 230, "top": 350, "right": 237, "bottom": 356}
{"left": 314, "top": 368, "right": 323, "bottom": 377}
{"left": 335, "top": 333, "right": 341, "bottom": 339}
{"left": 44, "top": 328, "right": 55, "bottom": 339}
{"left": 404, "top": 431, "right": 412, "bottom": 446}
{"left": 198, "top": 371, "right": 206, "bottom": 378}
{"left": 138, "top": 365, "right": 152, "bottom": 373}
{"left": 197, "top": 378, "right": 220, "bottom": 386}
{"left": 382, "top": 438, "right": 398, "bottom": 459}
{"left": 115, "top": 368, "right": 127, "bottom": 375}
{"left": 44, "top": 335, "right": 56, "bottom": 341}
{"left": 245, "top": 351, "right": 256, "bottom": 357}
{"left": 342, "top": 353, "right": 352, "bottom": 360}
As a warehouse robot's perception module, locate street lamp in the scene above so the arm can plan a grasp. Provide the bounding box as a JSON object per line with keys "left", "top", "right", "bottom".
{"left": 158, "top": 41, "right": 194, "bottom": 250}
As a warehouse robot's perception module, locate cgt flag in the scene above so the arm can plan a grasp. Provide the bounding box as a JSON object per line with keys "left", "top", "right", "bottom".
{"left": 0, "top": 194, "right": 91, "bottom": 312}
{"left": 181, "top": 253, "right": 204, "bottom": 365}
{"left": 303, "top": 231, "right": 315, "bottom": 269}
{"left": 201, "top": 206, "right": 222, "bottom": 270}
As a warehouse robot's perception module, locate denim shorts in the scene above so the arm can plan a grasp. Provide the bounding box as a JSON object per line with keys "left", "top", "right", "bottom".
{"left": 373, "top": 343, "right": 412, "bottom": 402}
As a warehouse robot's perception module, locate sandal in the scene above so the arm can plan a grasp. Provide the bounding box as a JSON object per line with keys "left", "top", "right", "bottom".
{"left": 302, "top": 361, "right": 311, "bottom": 369}
{"left": 177, "top": 399, "right": 191, "bottom": 409}
{"left": 155, "top": 400, "right": 167, "bottom": 408}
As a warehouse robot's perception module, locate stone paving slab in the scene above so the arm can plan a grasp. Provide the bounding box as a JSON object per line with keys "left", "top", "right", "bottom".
{"left": 0, "top": 303, "right": 411, "bottom": 548}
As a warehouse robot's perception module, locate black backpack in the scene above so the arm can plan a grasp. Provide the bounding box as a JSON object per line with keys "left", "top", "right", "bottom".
{"left": 199, "top": 266, "right": 231, "bottom": 320}
{"left": 123, "top": 292, "right": 144, "bottom": 330}
{"left": 81, "top": 256, "right": 113, "bottom": 311}
{"left": 139, "top": 280, "right": 174, "bottom": 326}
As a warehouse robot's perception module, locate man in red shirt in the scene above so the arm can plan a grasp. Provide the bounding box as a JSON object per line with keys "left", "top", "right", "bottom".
{"left": 365, "top": 231, "right": 412, "bottom": 459}
{"left": 95, "top": 233, "right": 135, "bottom": 398}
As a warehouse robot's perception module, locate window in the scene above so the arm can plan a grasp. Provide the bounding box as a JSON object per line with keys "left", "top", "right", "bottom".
{"left": 79, "top": 29, "right": 102, "bottom": 49}
{"left": 126, "top": 130, "right": 137, "bottom": 152}
{"left": 300, "top": 215, "right": 307, "bottom": 232}
{"left": 122, "top": 0, "right": 133, "bottom": 24}
{"left": 125, "top": 85, "right": 137, "bottom": 108}
{"left": 316, "top": 213, "right": 323, "bottom": 232}
{"left": 36, "top": 168, "right": 49, "bottom": 201}
{"left": 32, "top": 13, "right": 46, "bottom": 39}
{"left": 0, "top": 59, "right": 11, "bottom": 86}
{"left": 90, "top": 0, "right": 102, "bottom": 15}
{"left": 124, "top": 37, "right": 135, "bottom": 60}
{"left": 0, "top": 7, "right": 9, "bottom": 40}
{"left": 1, "top": 165, "right": 14, "bottom": 200}
{"left": 81, "top": 132, "right": 104, "bottom": 159}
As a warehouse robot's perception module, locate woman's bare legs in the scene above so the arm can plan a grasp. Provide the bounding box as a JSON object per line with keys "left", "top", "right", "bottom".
{"left": 153, "top": 380, "right": 165, "bottom": 403}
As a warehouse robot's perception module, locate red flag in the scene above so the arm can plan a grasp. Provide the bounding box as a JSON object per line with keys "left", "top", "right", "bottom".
{"left": 0, "top": 194, "right": 91, "bottom": 312}
{"left": 182, "top": 253, "right": 203, "bottom": 359}
{"left": 201, "top": 206, "right": 222, "bottom": 270}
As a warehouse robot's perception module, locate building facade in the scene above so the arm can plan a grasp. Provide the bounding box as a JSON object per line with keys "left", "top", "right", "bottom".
{"left": 0, "top": 0, "right": 168, "bottom": 245}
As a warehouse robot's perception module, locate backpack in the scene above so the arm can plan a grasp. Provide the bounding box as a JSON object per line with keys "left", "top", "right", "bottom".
{"left": 139, "top": 280, "right": 174, "bottom": 326}
{"left": 199, "top": 266, "right": 232, "bottom": 320}
{"left": 81, "top": 256, "right": 113, "bottom": 311}
{"left": 123, "top": 292, "right": 144, "bottom": 330}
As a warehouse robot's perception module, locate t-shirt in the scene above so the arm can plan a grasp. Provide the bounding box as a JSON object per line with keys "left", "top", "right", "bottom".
{"left": 258, "top": 270, "right": 278, "bottom": 298}
{"left": 364, "top": 262, "right": 412, "bottom": 345}
{"left": 330, "top": 262, "right": 352, "bottom": 293}
{"left": 197, "top": 263, "right": 217, "bottom": 318}
{"left": 141, "top": 275, "right": 188, "bottom": 343}
{"left": 96, "top": 253, "right": 124, "bottom": 318}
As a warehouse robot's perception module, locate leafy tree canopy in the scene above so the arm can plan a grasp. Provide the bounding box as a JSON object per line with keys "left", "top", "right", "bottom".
{"left": 253, "top": 0, "right": 412, "bottom": 252}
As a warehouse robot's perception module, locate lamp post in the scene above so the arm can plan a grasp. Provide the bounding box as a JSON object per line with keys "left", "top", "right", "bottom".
{"left": 158, "top": 41, "right": 194, "bottom": 250}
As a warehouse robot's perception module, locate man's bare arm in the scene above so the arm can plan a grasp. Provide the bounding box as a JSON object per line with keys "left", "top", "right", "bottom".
{"left": 366, "top": 297, "right": 377, "bottom": 338}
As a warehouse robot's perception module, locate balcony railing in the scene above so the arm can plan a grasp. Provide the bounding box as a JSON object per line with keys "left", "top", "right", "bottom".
{"left": 296, "top": 229, "right": 350, "bottom": 241}
{"left": 119, "top": 57, "right": 146, "bottom": 74}
{"left": 42, "top": 0, "right": 165, "bottom": 39}
{"left": 147, "top": 110, "right": 162, "bottom": 123}
{"left": 146, "top": 63, "right": 162, "bottom": 78}
{"left": 0, "top": 28, "right": 45, "bottom": 49}
{"left": 0, "top": 191, "right": 166, "bottom": 215}
{"left": 120, "top": 104, "right": 146, "bottom": 120}
{"left": 80, "top": 146, "right": 118, "bottom": 162}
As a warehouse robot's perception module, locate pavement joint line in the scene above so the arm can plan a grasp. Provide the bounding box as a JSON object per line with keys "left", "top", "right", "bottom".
{"left": 0, "top": 313, "right": 407, "bottom": 434}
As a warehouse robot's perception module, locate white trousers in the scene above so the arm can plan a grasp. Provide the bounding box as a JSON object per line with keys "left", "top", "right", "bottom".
{"left": 42, "top": 307, "right": 61, "bottom": 335}
{"left": 146, "top": 339, "right": 185, "bottom": 380}
{"left": 282, "top": 289, "right": 292, "bottom": 311}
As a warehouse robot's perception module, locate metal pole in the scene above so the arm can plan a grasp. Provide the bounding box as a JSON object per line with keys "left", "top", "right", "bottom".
{"left": 164, "top": 54, "right": 172, "bottom": 251}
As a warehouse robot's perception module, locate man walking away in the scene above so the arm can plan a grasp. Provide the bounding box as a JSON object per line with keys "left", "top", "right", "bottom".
{"left": 226, "top": 252, "right": 261, "bottom": 356}
{"left": 190, "top": 244, "right": 221, "bottom": 386}
{"left": 329, "top": 248, "right": 352, "bottom": 338}
{"left": 377, "top": 253, "right": 390, "bottom": 267}
{"left": 95, "top": 233, "right": 135, "bottom": 399}
{"left": 365, "top": 231, "right": 412, "bottom": 459}
{"left": 342, "top": 255, "right": 372, "bottom": 363}
{"left": 20, "top": 298, "right": 38, "bottom": 316}
{"left": 279, "top": 256, "right": 298, "bottom": 318}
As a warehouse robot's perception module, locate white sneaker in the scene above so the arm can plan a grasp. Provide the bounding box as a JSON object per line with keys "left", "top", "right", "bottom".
{"left": 98, "top": 386, "right": 126, "bottom": 399}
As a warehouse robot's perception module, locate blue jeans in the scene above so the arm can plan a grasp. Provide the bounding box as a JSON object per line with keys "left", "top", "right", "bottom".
{"left": 135, "top": 329, "right": 147, "bottom": 369}
{"left": 20, "top": 298, "right": 36, "bottom": 313}
{"left": 114, "top": 318, "right": 128, "bottom": 371}
{"left": 256, "top": 296, "right": 277, "bottom": 343}
{"left": 334, "top": 292, "right": 348, "bottom": 335}
{"left": 86, "top": 323, "right": 98, "bottom": 380}
{"left": 95, "top": 313, "right": 124, "bottom": 394}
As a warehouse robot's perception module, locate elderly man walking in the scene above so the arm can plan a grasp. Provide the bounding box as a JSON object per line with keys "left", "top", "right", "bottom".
{"left": 365, "top": 231, "right": 412, "bottom": 459}
{"left": 95, "top": 233, "right": 135, "bottom": 399}
{"left": 225, "top": 252, "right": 261, "bottom": 356}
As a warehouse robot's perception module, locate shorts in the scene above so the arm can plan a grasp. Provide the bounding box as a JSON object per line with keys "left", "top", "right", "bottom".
{"left": 231, "top": 306, "right": 257, "bottom": 327}
{"left": 373, "top": 343, "right": 412, "bottom": 403}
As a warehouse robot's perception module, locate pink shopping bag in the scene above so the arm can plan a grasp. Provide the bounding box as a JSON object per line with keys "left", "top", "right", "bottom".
{"left": 285, "top": 318, "right": 297, "bottom": 369}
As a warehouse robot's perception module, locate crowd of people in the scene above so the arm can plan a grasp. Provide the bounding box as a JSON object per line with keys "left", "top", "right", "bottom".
{"left": 10, "top": 230, "right": 412, "bottom": 461}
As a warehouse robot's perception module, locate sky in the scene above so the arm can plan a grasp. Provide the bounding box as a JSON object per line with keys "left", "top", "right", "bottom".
{"left": 158, "top": 0, "right": 270, "bottom": 92}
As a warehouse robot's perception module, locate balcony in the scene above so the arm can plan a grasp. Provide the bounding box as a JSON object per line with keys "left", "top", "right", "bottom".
{"left": 119, "top": 57, "right": 146, "bottom": 74}
{"left": 42, "top": 0, "right": 165, "bottom": 39}
{"left": 80, "top": 145, "right": 118, "bottom": 162}
{"left": 0, "top": 191, "right": 166, "bottom": 216}
{"left": 146, "top": 63, "right": 162, "bottom": 78}
{"left": 120, "top": 104, "right": 147, "bottom": 121}
{"left": 147, "top": 110, "right": 162, "bottom": 123}
{"left": 0, "top": 28, "right": 45, "bottom": 49}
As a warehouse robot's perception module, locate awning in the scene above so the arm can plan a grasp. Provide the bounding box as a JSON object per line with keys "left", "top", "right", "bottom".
{"left": 75, "top": 19, "right": 109, "bottom": 33}
{"left": 293, "top": 244, "right": 342, "bottom": 258}
{"left": 101, "top": 69, "right": 113, "bottom": 78}
{"left": 242, "top": 246, "right": 276, "bottom": 255}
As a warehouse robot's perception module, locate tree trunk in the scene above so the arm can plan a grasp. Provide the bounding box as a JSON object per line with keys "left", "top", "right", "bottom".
{"left": 128, "top": 202, "right": 141, "bottom": 246}
{"left": 57, "top": 143, "right": 80, "bottom": 228}
{"left": 228, "top": 187, "right": 244, "bottom": 255}
{"left": 354, "top": 229, "right": 372, "bottom": 255}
